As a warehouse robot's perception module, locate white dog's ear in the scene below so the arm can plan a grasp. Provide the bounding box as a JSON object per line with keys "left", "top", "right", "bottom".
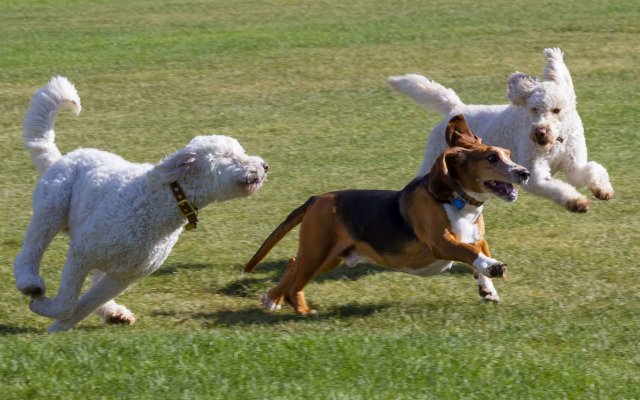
{"left": 507, "top": 72, "right": 539, "bottom": 107}
{"left": 542, "top": 48, "right": 574, "bottom": 93}
{"left": 148, "top": 148, "right": 198, "bottom": 185}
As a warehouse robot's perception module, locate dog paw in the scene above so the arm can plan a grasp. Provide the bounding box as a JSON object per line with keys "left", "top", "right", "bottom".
{"left": 591, "top": 187, "right": 614, "bottom": 201}
{"left": 487, "top": 263, "right": 507, "bottom": 278}
{"left": 261, "top": 293, "right": 282, "bottom": 312}
{"left": 16, "top": 275, "right": 46, "bottom": 298}
{"left": 479, "top": 286, "right": 500, "bottom": 303}
{"left": 566, "top": 197, "right": 589, "bottom": 212}
{"left": 105, "top": 308, "right": 137, "bottom": 325}
{"left": 296, "top": 308, "right": 318, "bottom": 316}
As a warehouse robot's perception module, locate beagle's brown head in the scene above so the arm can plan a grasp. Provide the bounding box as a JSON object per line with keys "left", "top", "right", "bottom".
{"left": 428, "top": 115, "right": 530, "bottom": 203}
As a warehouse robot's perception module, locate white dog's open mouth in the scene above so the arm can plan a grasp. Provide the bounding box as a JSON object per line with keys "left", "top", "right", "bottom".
{"left": 239, "top": 177, "right": 265, "bottom": 194}
{"left": 484, "top": 180, "right": 518, "bottom": 202}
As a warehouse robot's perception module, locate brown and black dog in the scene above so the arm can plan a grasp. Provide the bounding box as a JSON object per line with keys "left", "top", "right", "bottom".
{"left": 245, "top": 115, "right": 530, "bottom": 315}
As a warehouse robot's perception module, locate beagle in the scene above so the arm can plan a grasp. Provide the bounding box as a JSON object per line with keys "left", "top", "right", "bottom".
{"left": 244, "top": 115, "right": 530, "bottom": 315}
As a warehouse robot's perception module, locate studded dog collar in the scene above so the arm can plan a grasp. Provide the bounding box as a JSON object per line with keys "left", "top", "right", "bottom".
{"left": 170, "top": 182, "right": 198, "bottom": 230}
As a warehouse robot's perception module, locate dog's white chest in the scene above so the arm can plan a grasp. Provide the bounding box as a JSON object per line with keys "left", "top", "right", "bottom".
{"left": 443, "top": 203, "right": 483, "bottom": 244}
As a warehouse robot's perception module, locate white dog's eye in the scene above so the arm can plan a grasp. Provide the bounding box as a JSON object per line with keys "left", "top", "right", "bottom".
{"left": 552, "top": 108, "right": 561, "bottom": 114}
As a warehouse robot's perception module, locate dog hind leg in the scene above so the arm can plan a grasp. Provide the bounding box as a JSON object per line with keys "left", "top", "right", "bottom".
{"left": 284, "top": 252, "right": 342, "bottom": 315}
{"left": 13, "top": 220, "right": 61, "bottom": 297}
{"left": 262, "top": 257, "right": 298, "bottom": 311}
{"left": 14, "top": 168, "right": 73, "bottom": 297}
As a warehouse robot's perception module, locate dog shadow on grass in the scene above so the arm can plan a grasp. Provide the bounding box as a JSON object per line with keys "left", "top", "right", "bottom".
{"left": 217, "top": 260, "right": 471, "bottom": 299}
{"left": 192, "top": 302, "right": 393, "bottom": 327}
{"left": 0, "top": 324, "right": 39, "bottom": 335}
{"left": 152, "top": 262, "right": 210, "bottom": 275}
{"left": 217, "top": 260, "right": 387, "bottom": 297}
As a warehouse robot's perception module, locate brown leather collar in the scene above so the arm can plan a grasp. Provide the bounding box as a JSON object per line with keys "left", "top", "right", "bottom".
{"left": 453, "top": 185, "right": 485, "bottom": 207}
{"left": 170, "top": 182, "right": 198, "bottom": 230}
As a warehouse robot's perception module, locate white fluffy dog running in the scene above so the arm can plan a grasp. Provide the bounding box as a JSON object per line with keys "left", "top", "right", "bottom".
{"left": 14, "top": 76, "right": 268, "bottom": 332}
{"left": 388, "top": 48, "right": 614, "bottom": 212}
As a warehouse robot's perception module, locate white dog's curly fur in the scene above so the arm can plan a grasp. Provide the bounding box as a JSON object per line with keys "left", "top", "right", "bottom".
{"left": 14, "top": 76, "right": 268, "bottom": 332}
{"left": 388, "top": 48, "right": 614, "bottom": 212}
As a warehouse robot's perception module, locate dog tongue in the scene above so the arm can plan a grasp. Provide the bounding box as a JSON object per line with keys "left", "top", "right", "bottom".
{"left": 504, "top": 185, "right": 518, "bottom": 201}
{"left": 498, "top": 182, "right": 518, "bottom": 201}
{"left": 487, "top": 181, "right": 518, "bottom": 201}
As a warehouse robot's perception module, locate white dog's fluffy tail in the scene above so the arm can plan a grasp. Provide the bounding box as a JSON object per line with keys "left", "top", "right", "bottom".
{"left": 387, "top": 74, "right": 464, "bottom": 115}
{"left": 23, "top": 76, "right": 81, "bottom": 173}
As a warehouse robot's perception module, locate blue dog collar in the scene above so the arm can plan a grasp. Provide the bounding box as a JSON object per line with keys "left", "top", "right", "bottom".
{"left": 451, "top": 185, "right": 484, "bottom": 209}
{"left": 451, "top": 197, "right": 466, "bottom": 211}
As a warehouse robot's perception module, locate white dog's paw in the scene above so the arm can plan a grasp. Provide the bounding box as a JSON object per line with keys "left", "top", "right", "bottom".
{"left": 591, "top": 185, "right": 614, "bottom": 201}
{"left": 29, "top": 297, "right": 74, "bottom": 320}
{"left": 16, "top": 273, "right": 46, "bottom": 298}
{"left": 103, "top": 305, "right": 137, "bottom": 326}
{"left": 566, "top": 197, "right": 590, "bottom": 212}
{"left": 261, "top": 293, "right": 282, "bottom": 312}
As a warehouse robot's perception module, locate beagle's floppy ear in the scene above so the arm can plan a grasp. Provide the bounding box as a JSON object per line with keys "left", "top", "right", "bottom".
{"left": 445, "top": 114, "right": 482, "bottom": 148}
{"left": 427, "top": 148, "right": 465, "bottom": 202}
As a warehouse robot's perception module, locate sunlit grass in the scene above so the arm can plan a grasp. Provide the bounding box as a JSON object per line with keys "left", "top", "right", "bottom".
{"left": 1, "top": 0, "right": 639, "bottom": 398}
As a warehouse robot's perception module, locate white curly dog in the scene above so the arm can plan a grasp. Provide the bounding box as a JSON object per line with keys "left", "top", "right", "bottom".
{"left": 388, "top": 48, "right": 614, "bottom": 212}
{"left": 14, "top": 76, "right": 268, "bottom": 332}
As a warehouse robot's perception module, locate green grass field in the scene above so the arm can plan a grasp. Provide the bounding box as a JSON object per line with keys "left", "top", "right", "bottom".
{"left": 1, "top": 0, "right": 639, "bottom": 398}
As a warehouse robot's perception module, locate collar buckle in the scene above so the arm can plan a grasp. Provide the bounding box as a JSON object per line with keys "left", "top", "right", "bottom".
{"left": 170, "top": 182, "right": 199, "bottom": 230}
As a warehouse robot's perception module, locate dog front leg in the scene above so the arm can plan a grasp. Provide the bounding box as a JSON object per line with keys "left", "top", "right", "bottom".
{"left": 432, "top": 231, "right": 506, "bottom": 278}
{"left": 474, "top": 240, "right": 499, "bottom": 302}
{"left": 90, "top": 270, "right": 137, "bottom": 325}
{"left": 29, "top": 252, "right": 88, "bottom": 320}
{"left": 525, "top": 162, "right": 590, "bottom": 212}
{"left": 564, "top": 161, "right": 614, "bottom": 201}
{"left": 48, "top": 273, "right": 135, "bottom": 332}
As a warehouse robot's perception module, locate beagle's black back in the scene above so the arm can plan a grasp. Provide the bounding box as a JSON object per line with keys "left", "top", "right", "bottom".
{"left": 333, "top": 177, "right": 425, "bottom": 255}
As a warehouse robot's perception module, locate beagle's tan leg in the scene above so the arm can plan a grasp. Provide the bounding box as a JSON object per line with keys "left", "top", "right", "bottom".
{"left": 263, "top": 257, "right": 298, "bottom": 311}
{"left": 284, "top": 255, "right": 342, "bottom": 315}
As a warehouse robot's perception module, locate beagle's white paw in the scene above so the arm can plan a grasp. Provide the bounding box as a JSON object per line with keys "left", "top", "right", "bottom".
{"left": 261, "top": 293, "right": 282, "bottom": 311}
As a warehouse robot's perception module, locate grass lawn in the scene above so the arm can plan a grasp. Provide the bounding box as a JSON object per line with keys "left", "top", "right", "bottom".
{"left": 1, "top": 0, "right": 639, "bottom": 398}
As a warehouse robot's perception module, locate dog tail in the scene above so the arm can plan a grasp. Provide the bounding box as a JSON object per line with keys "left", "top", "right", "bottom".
{"left": 244, "top": 196, "right": 317, "bottom": 273}
{"left": 387, "top": 74, "right": 464, "bottom": 115}
{"left": 23, "top": 76, "right": 82, "bottom": 173}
